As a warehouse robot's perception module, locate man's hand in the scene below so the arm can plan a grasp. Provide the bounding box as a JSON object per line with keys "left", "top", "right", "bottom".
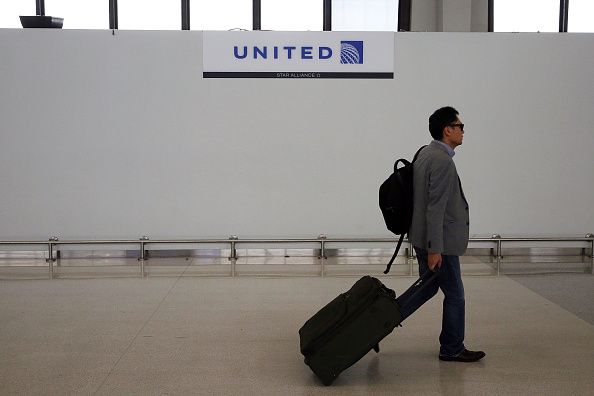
{"left": 428, "top": 253, "right": 442, "bottom": 272}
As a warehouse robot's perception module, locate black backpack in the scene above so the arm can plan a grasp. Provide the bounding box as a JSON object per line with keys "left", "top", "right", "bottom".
{"left": 379, "top": 146, "right": 425, "bottom": 274}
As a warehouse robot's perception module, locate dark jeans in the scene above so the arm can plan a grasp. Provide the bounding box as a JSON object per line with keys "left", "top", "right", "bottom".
{"left": 395, "top": 247, "right": 466, "bottom": 357}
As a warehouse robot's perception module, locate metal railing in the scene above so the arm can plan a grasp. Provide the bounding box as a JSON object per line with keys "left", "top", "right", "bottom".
{"left": 0, "top": 233, "right": 592, "bottom": 278}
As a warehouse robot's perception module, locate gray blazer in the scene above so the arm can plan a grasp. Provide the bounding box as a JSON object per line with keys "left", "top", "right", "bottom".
{"left": 409, "top": 141, "right": 469, "bottom": 256}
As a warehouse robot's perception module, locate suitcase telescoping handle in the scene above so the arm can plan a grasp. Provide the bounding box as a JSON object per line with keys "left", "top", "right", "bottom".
{"left": 397, "top": 268, "right": 439, "bottom": 310}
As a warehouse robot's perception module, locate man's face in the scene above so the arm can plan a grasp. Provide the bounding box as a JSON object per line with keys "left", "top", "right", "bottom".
{"left": 446, "top": 116, "right": 465, "bottom": 148}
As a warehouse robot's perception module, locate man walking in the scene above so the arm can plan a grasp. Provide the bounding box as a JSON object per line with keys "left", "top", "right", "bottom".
{"left": 397, "top": 106, "right": 485, "bottom": 362}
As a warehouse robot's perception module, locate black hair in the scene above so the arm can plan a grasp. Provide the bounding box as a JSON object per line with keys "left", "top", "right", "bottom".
{"left": 429, "top": 106, "right": 459, "bottom": 140}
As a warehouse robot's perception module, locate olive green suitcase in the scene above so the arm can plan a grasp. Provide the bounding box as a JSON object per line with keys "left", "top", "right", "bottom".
{"left": 299, "top": 271, "right": 436, "bottom": 385}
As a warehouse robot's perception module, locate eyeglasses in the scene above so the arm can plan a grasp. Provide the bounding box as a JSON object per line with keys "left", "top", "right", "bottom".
{"left": 449, "top": 123, "right": 464, "bottom": 130}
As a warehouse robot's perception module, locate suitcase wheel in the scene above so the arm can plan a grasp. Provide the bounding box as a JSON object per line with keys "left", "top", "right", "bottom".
{"left": 318, "top": 374, "right": 337, "bottom": 386}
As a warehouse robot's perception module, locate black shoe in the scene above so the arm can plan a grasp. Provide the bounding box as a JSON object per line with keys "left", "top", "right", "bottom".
{"left": 439, "top": 349, "right": 485, "bottom": 362}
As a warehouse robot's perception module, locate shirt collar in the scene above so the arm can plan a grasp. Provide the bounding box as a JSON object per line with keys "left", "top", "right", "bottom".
{"left": 434, "top": 140, "right": 455, "bottom": 158}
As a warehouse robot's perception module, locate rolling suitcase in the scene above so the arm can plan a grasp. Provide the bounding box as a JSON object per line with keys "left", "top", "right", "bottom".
{"left": 299, "top": 270, "right": 437, "bottom": 386}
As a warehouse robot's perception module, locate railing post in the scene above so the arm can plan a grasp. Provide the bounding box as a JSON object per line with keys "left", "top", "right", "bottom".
{"left": 318, "top": 234, "right": 327, "bottom": 259}
{"left": 407, "top": 241, "right": 415, "bottom": 276}
{"left": 587, "top": 233, "right": 594, "bottom": 258}
{"left": 585, "top": 234, "right": 594, "bottom": 274}
{"left": 229, "top": 235, "right": 238, "bottom": 260}
{"left": 492, "top": 234, "right": 502, "bottom": 275}
{"left": 407, "top": 241, "right": 415, "bottom": 259}
{"left": 229, "top": 235, "right": 238, "bottom": 277}
{"left": 139, "top": 236, "right": 149, "bottom": 278}
{"left": 318, "top": 234, "right": 327, "bottom": 277}
{"left": 47, "top": 236, "right": 58, "bottom": 279}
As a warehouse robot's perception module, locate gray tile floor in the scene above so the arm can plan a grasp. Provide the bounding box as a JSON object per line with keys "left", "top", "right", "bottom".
{"left": 0, "top": 256, "right": 593, "bottom": 395}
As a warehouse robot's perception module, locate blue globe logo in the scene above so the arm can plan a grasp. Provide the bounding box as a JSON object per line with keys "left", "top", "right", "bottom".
{"left": 340, "top": 43, "right": 360, "bottom": 64}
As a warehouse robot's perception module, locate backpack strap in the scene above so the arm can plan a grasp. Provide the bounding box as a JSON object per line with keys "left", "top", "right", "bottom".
{"left": 413, "top": 145, "right": 427, "bottom": 162}
{"left": 393, "top": 145, "right": 426, "bottom": 172}
{"left": 383, "top": 233, "right": 405, "bottom": 274}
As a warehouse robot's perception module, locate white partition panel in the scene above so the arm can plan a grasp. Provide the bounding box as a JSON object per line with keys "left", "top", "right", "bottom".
{"left": 0, "top": 30, "right": 593, "bottom": 240}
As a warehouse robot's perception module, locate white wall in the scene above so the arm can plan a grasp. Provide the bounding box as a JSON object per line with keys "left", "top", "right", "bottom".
{"left": 412, "top": 0, "right": 488, "bottom": 32}
{"left": 411, "top": 0, "right": 438, "bottom": 32}
{"left": 471, "top": 0, "right": 489, "bottom": 32}
{"left": 0, "top": 30, "right": 593, "bottom": 240}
